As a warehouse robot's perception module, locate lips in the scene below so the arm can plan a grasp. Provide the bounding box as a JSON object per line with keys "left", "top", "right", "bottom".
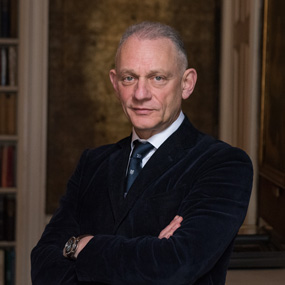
{"left": 132, "top": 107, "right": 154, "bottom": 115}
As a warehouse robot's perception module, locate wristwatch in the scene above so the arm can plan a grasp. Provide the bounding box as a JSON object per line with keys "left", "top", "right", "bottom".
{"left": 63, "top": 235, "right": 87, "bottom": 259}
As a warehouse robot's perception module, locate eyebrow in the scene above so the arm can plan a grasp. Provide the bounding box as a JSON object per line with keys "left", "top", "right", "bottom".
{"left": 118, "top": 69, "right": 136, "bottom": 76}
{"left": 118, "top": 69, "right": 174, "bottom": 78}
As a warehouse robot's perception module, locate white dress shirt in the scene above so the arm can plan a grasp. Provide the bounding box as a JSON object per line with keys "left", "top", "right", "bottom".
{"left": 130, "top": 111, "right": 185, "bottom": 167}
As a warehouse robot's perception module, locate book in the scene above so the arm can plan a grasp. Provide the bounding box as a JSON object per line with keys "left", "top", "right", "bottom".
{"left": 8, "top": 46, "right": 16, "bottom": 86}
{"left": 4, "top": 195, "right": 15, "bottom": 241}
{"left": 0, "top": 93, "right": 16, "bottom": 135}
{"left": 1, "top": 145, "right": 16, "bottom": 188}
{"left": 10, "top": 0, "right": 18, "bottom": 38}
{"left": 0, "top": 194, "right": 16, "bottom": 241}
{"left": 0, "top": 93, "right": 5, "bottom": 134}
{"left": 1, "top": 47, "right": 7, "bottom": 86}
{"left": 1, "top": 145, "right": 8, "bottom": 187}
{"left": 4, "top": 248, "right": 15, "bottom": 285}
{"left": 0, "top": 248, "right": 5, "bottom": 285}
{"left": 6, "top": 145, "right": 15, "bottom": 187}
{"left": 0, "top": 195, "right": 4, "bottom": 240}
{"left": 1, "top": 0, "right": 10, "bottom": 38}
{"left": 5, "top": 93, "right": 16, "bottom": 135}
{"left": 0, "top": 145, "right": 2, "bottom": 186}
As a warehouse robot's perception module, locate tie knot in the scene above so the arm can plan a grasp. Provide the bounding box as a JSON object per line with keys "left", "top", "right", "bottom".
{"left": 131, "top": 140, "right": 153, "bottom": 159}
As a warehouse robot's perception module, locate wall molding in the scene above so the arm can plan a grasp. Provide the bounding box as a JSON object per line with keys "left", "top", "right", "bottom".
{"left": 220, "top": 0, "right": 263, "bottom": 225}
{"left": 16, "top": 1, "right": 49, "bottom": 284}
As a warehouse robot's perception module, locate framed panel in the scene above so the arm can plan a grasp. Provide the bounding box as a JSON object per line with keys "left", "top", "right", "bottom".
{"left": 259, "top": 0, "right": 285, "bottom": 188}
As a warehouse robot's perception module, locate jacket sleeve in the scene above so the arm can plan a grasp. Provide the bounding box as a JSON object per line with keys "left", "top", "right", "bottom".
{"left": 30, "top": 150, "right": 89, "bottom": 285}
{"left": 75, "top": 147, "right": 253, "bottom": 284}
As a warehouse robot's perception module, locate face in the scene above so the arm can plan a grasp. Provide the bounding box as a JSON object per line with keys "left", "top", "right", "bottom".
{"left": 110, "top": 36, "right": 197, "bottom": 139}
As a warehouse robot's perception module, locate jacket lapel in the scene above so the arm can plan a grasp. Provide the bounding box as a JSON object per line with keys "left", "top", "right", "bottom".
{"left": 107, "top": 137, "right": 131, "bottom": 223}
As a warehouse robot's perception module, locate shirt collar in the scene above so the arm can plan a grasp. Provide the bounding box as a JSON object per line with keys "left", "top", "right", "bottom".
{"left": 131, "top": 111, "right": 185, "bottom": 149}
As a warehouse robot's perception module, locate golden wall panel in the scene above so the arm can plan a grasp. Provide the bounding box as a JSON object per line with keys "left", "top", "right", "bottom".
{"left": 47, "top": 0, "right": 221, "bottom": 213}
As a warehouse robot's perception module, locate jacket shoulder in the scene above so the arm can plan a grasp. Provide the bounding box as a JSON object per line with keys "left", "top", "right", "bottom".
{"left": 78, "top": 136, "right": 130, "bottom": 165}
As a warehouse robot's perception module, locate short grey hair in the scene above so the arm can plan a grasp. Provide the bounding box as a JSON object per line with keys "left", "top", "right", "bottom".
{"left": 115, "top": 21, "right": 188, "bottom": 71}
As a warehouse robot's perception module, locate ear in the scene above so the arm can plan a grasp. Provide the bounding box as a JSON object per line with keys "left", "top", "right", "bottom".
{"left": 109, "top": 69, "right": 119, "bottom": 96}
{"left": 181, "top": 68, "right": 197, "bottom": 100}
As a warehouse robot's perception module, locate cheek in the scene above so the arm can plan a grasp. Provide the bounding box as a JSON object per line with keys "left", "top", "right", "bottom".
{"left": 117, "top": 87, "right": 131, "bottom": 104}
{"left": 160, "top": 90, "right": 182, "bottom": 112}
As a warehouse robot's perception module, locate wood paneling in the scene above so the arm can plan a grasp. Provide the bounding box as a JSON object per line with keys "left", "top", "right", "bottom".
{"left": 258, "top": 0, "right": 285, "bottom": 239}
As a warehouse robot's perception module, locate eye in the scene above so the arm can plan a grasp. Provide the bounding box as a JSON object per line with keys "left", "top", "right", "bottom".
{"left": 123, "top": 76, "right": 134, "bottom": 82}
{"left": 154, "top": 76, "right": 163, "bottom": 81}
{"left": 151, "top": 75, "right": 167, "bottom": 86}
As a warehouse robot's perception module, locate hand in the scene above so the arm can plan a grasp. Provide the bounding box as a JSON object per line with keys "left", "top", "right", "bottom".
{"left": 158, "top": 215, "right": 183, "bottom": 239}
{"left": 74, "top": 235, "right": 94, "bottom": 258}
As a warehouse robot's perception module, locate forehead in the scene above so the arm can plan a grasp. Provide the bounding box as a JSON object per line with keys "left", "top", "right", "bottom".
{"left": 117, "top": 37, "right": 180, "bottom": 71}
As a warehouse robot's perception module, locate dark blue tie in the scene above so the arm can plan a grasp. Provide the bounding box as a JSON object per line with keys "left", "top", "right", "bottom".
{"left": 125, "top": 140, "right": 153, "bottom": 195}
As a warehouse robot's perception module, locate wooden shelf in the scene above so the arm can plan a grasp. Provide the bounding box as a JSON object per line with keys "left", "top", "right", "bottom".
{"left": 0, "top": 241, "right": 16, "bottom": 247}
{"left": 0, "top": 86, "right": 18, "bottom": 92}
{"left": 0, "top": 135, "right": 18, "bottom": 141}
{"left": 0, "top": 188, "right": 17, "bottom": 194}
{"left": 0, "top": 38, "right": 19, "bottom": 45}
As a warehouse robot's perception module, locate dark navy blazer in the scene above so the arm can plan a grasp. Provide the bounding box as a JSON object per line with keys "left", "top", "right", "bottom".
{"left": 31, "top": 117, "right": 253, "bottom": 284}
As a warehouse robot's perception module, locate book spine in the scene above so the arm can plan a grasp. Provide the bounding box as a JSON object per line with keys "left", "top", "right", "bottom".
{"left": 0, "top": 144, "right": 2, "bottom": 186}
{"left": 0, "top": 195, "right": 4, "bottom": 240}
{"left": 4, "top": 248, "right": 15, "bottom": 285}
{"left": 0, "top": 248, "right": 4, "bottom": 285}
{"left": 1, "top": 47, "right": 7, "bottom": 86}
{"left": 1, "top": 0, "right": 10, "bottom": 38}
{"left": 4, "top": 194, "right": 15, "bottom": 241}
{"left": 10, "top": 0, "right": 18, "bottom": 38}
{"left": 0, "top": 93, "right": 17, "bottom": 135}
{"left": 1, "top": 145, "right": 7, "bottom": 187}
{"left": 5, "top": 93, "right": 16, "bottom": 135}
{"left": 8, "top": 46, "right": 16, "bottom": 86}
{"left": 1, "top": 145, "right": 16, "bottom": 188}
{"left": 0, "top": 93, "right": 5, "bottom": 134}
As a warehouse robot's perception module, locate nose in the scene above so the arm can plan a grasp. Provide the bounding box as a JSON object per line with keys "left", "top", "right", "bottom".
{"left": 133, "top": 78, "right": 151, "bottom": 100}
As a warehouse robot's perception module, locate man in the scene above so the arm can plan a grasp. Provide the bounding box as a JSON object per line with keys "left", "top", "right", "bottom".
{"left": 31, "top": 22, "right": 253, "bottom": 284}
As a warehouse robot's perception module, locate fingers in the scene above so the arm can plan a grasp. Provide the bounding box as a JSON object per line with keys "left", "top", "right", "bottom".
{"left": 158, "top": 215, "right": 183, "bottom": 239}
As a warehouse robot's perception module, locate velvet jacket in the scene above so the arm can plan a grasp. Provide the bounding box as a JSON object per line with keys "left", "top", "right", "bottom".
{"left": 31, "top": 117, "right": 253, "bottom": 284}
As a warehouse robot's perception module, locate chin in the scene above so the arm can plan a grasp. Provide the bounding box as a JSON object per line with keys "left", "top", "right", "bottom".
{"left": 131, "top": 118, "right": 158, "bottom": 130}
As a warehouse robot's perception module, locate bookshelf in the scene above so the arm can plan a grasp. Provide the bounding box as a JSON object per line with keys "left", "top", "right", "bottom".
{"left": 1, "top": 0, "right": 48, "bottom": 284}
{"left": 0, "top": 1, "right": 18, "bottom": 284}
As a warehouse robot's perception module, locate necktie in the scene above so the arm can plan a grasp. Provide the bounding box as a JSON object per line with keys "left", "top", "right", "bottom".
{"left": 125, "top": 140, "right": 153, "bottom": 195}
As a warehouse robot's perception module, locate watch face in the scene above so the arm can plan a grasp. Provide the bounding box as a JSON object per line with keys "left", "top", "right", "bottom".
{"left": 65, "top": 239, "right": 73, "bottom": 253}
{"left": 65, "top": 236, "right": 76, "bottom": 255}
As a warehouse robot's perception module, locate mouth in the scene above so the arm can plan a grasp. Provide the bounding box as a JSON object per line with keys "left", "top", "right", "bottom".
{"left": 131, "top": 107, "right": 154, "bottom": 115}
